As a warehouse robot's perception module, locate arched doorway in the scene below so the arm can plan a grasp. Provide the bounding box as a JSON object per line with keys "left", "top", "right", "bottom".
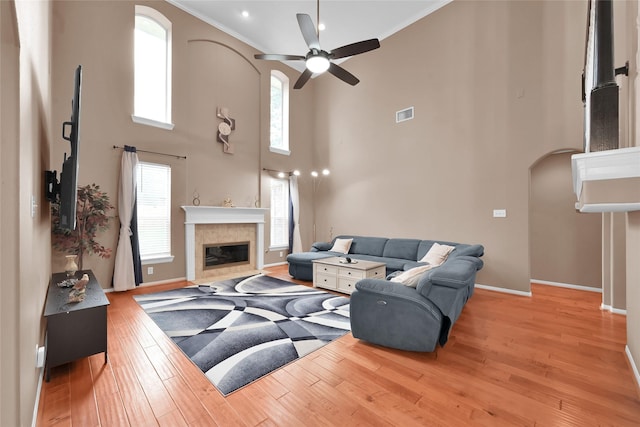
{"left": 529, "top": 150, "right": 602, "bottom": 290}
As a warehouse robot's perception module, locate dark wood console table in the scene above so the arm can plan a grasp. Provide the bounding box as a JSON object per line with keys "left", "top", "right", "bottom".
{"left": 43, "top": 270, "right": 109, "bottom": 381}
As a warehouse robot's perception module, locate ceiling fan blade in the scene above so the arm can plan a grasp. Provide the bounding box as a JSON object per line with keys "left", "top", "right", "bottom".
{"left": 328, "top": 63, "right": 360, "bottom": 86}
{"left": 297, "top": 13, "right": 320, "bottom": 50}
{"left": 294, "top": 69, "right": 314, "bottom": 89}
{"left": 330, "top": 39, "right": 381, "bottom": 60}
{"left": 254, "top": 53, "right": 305, "bottom": 61}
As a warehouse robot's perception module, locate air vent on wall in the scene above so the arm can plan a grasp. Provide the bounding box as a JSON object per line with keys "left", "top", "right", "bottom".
{"left": 396, "top": 107, "right": 414, "bottom": 123}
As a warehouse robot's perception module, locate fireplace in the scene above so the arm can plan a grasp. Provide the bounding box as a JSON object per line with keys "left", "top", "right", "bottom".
{"left": 181, "top": 206, "right": 268, "bottom": 281}
{"left": 203, "top": 241, "right": 250, "bottom": 270}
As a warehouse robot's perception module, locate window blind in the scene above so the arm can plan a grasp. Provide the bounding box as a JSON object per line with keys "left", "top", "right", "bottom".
{"left": 270, "top": 178, "right": 289, "bottom": 248}
{"left": 136, "top": 162, "right": 171, "bottom": 259}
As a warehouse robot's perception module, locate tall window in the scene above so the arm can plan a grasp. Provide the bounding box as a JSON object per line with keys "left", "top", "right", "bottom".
{"left": 270, "top": 71, "right": 290, "bottom": 155}
{"left": 270, "top": 177, "right": 289, "bottom": 248}
{"left": 133, "top": 6, "right": 173, "bottom": 129}
{"left": 136, "top": 162, "right": 172, "bottom": 262}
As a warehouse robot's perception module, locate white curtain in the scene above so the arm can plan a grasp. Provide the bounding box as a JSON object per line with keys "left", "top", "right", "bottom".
{"left": 289, "top": 175, "right": 303, "bottom": 253}
{"left": 113, "top": 148, "right": 139, "bottom": 291}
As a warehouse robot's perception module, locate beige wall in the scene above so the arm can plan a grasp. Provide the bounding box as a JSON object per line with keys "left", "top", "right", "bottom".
{"left": 530, "top": 152, "right": 602, "bottom": 288}
{"left": 602, "top": 212, "right": 628, "bottom": 310}
{"left": 0, "top": 2, "right": 21, "bottom": 425}
{"left": 1, "top": 0, "right": 53, "bottom": 425}
{"left": 312, "top": 0, "right": 585, "bottom": 293}
{"left": 50, "top": 0, "right": 316, "bottom": 286}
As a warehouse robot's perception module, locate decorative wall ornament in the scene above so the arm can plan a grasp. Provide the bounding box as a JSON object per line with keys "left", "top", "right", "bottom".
{"left": 192, "top": 191, "right": 201, "bottom": 206}
{"left": 223, "top": 196, "right": 234, "bottom": 207}
{"left": 216, "top": 107, "right": 236, "bottom": 154}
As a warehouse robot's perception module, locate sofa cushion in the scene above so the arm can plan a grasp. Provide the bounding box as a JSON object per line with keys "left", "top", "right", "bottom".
{"left": 390, "top": 264, "right": 434, "bottom": 288}
{"left": 419, "top": 242, "right": 456, "bottom": 266}
{"left": 382, "top": 238, "right": 421, "bottom": 260}
{"left": 329, "top": 238, "right": 353, "bottom": 254}
{"left": 417, "top": 240, "right": 459, "bottom": 261}
{"left": 311, "top": 241, "right": 332, "bottom": 252}
{"left": 349, "top": 254, "right": 406, "bottom": 273}
{"left": 286, "top": 252, "right": 333, "bottom": 264}
{"left": 342, "top": 236, "right": 388, "bottom": 256}
{"left": 449, "top": 244, "right": 485, "bottom": 258}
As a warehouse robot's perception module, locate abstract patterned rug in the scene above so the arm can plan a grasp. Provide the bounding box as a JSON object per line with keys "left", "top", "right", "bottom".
{"left": 134, "top": 274, "right": 351, "bottom": 395}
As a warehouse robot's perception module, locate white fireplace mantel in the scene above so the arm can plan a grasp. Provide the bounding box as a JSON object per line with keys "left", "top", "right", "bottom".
{"left": 181, "top": 206, "right": 268, "bottom": 280}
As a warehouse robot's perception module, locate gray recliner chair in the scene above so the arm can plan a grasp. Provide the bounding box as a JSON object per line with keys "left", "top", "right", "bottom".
{"left": 349, "top": 255, "right": 484, "bottom": 352}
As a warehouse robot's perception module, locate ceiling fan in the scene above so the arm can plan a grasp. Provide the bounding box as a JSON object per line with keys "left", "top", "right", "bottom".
{"left": 254, "top": 0, "right": 381, "bottom": 89}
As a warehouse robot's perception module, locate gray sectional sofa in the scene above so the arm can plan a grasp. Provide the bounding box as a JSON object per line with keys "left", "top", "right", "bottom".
{"left": 286, "top": 235, "right": 484, "bottom": 352}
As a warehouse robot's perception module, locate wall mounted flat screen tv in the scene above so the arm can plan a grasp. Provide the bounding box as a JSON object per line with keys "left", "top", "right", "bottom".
{"left": 45, "top": 65, "right": 82, "bottom": 231}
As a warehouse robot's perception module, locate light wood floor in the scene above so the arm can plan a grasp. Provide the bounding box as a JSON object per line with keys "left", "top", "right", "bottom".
{"left": 37, "top": 265, "right": 640, "bottom": 426}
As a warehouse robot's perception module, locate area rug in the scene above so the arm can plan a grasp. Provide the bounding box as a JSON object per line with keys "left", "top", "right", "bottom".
{"left": 134, "top": 274, "right": 351, "bottom": 395}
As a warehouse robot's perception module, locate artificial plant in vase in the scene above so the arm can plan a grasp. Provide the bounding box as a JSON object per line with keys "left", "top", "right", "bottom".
{"left": 51, "top": 183, "right": 114, "bottom": 271}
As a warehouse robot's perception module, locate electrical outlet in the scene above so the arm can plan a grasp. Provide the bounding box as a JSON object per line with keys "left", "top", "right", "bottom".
{"left": 279, "top": 251, "right": 283, "bottom": 257}
{"left": 147, "top": 266, "right": 154, "bottom": 275}
{"left": 36, "top": 345, "right": 45, "bottom": 368}
{"left": 493, "top": 209, "right": 507, "bottom": 218}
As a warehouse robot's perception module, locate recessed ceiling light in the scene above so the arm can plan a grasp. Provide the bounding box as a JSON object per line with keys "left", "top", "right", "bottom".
{"left": 241, "top": 10, "right": 249, "bottom": 18}
{"left": 318, "top": 23, "right": 326, "bottom": 31}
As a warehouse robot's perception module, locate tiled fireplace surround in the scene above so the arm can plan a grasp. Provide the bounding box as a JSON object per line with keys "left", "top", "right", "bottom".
{"left": 181, "top": 206, "right": 268, "bottom": 281}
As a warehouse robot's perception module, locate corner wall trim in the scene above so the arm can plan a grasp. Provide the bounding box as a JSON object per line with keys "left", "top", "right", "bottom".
{"left": 531, "top": 279, "right": 602, "bottom": 293}
{"left": 626, "top": 345, "right": 640, "bottom": 392}
{"left": 475, "top": 283, "right": 532, "bottom": 297}
{"left": 600, "top": 303, "right": 627, "bottom": 315}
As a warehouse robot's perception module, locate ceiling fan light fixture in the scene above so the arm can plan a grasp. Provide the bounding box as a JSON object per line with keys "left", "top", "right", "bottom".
{"left": 306, "top": 54, "right": 330, "bottom": 74}
{"left": 255, "top": 7, "right": 380, "bottom": 89}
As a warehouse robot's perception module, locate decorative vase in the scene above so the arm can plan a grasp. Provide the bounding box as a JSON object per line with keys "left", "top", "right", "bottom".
{"left": 64, "top": 255, "right": 78, "bottom": 277}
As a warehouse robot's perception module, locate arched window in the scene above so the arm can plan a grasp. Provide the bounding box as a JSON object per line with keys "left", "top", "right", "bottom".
{"left": 270, "top": 70, "right": 290, "bottom": 155}
{"left": 133, "top": 6, "right": 173, "bottom": 130}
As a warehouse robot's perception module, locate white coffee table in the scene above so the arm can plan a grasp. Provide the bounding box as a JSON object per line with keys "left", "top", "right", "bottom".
{"left": 312, "top": 257, "right": 386, "bottom": 295}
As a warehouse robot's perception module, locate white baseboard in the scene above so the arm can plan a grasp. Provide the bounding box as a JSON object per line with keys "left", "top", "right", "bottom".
{"left": 31, "top": 366, "right": 44, "bottom": 427}
{"left": 139, "top": 277, "right": 187, "bottom": 287}
{"left": 475, "top": 283, "right": 532, "bottom": 297}
{"left": 626, "top": 345, "right": 640, "bottom": 392}
{"left": 531, "top": 279, "right": 602, "bottom": 293}
{"left": 103, "top": 277, "right": 187, "bottom": 293}
{"left": 475, "top": 280, "right": 603, "bottom": 298}
{"left": 600, "top": 303, "right": 627, "bottom": 315}
{"left": 264, "top": 261, "right": 287, "bottom": 268}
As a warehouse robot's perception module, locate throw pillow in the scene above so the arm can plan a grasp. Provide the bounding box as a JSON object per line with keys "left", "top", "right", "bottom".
{"left": 419, "top": 242, "right": 455, "bottom": 266}
{"left": 390, "top": 265, "right": 433, "bottom": 288}
{"left": 329, "top": 238, "right": 353, "bottom": 254}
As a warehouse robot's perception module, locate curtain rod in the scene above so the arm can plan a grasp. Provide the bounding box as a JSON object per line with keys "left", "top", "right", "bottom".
{"left": 262, "top": 167, "right": 294, "bottom": 176}
{"left": 112, "top": 145, "right": 187, "bottom": 159}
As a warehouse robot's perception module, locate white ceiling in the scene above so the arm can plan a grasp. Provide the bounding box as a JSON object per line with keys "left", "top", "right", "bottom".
{"left": 168, "top": 0, "right": 451, "bottom": 72}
